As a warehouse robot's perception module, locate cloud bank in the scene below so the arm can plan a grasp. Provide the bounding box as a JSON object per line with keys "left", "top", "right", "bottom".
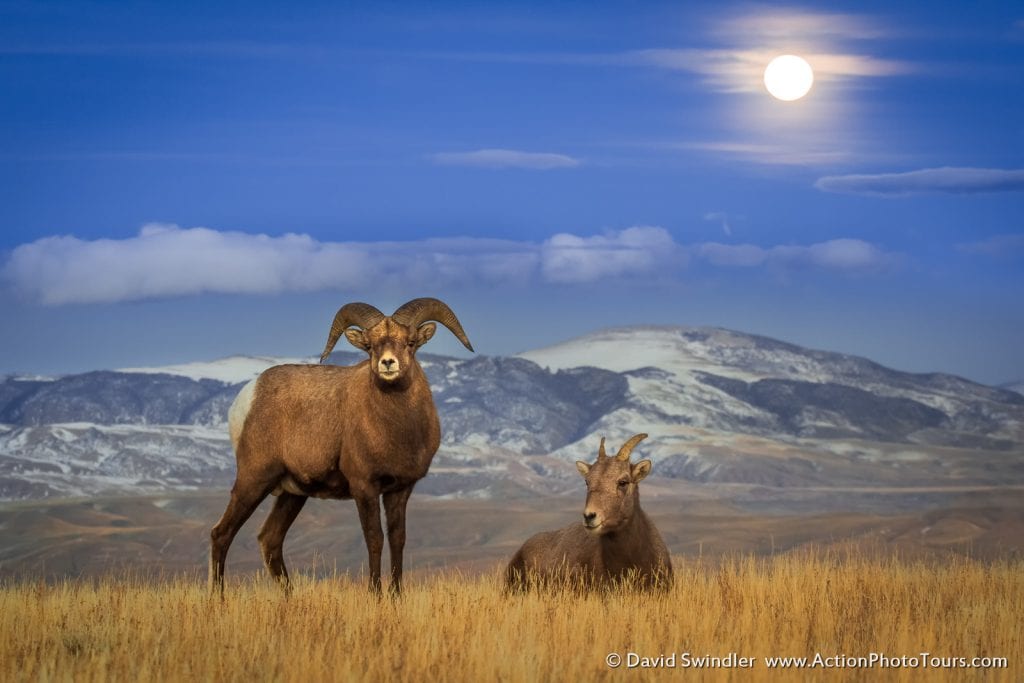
{"left": 697, "top": 238, "right": 896, "bottom": 272}
{"left": 815, "top": 167, "right": 1024, "bottom": 196}
{"left": 3, "top": 224, "right": 374, "bottom": 304}
{"left": 3, "top": 224, "right": 894, "bottom": 305}
{"left": 3, "top": 224, "right": 673, "bottom": 304}
{"left": 430, "top": 148, "right": 580, "bottom": 169}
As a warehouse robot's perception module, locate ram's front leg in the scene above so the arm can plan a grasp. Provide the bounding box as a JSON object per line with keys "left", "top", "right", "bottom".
{"left": 353, "top": 487, "right": 384, "bottom": 594}
{"left": 384, "top": 486, "right": 414, "bottom": 596}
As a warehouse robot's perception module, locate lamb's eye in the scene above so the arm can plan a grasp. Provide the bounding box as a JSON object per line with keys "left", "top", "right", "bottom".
{"left": 617, "top": 479, "right": 629, "bottom": 489}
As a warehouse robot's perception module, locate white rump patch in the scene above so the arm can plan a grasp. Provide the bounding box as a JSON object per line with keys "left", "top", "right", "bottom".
{"left": 228, "top": 378, "right": 258, "bottom": 449}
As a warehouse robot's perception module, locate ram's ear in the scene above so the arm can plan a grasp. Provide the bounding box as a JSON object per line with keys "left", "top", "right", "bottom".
{"left": 344, "top": 328, "right": 370, "bottom": 351}
{"left": 631, "top": 459, "right": 652, "bottom": 483}
{"left": 576, "top": 461, "right": 591, "bottom": 477}
{"left": 415, "top": 322, "right": 437, "bottom": 348}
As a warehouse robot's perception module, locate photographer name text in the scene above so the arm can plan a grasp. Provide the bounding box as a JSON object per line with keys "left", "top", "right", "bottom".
{"left": 604, "top": 651, "right": 1008, "bottom": 670}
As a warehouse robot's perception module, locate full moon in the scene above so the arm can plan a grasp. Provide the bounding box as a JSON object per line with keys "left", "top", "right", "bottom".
{"left": 763, "top": 55, "right": 814, "bottom": 101}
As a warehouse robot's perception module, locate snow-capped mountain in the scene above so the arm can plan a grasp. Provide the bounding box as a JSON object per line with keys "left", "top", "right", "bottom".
{"left": 118, "top": 355, "right": 316, "bottom": 384}
{"left": 521, "top": 326, "right": 1023, "bottom": 447}
{"left": 1, "top": 327, "right": 1022, "bottom": 500}
{"left": 0, "top": 422, "right": 232, "bottom": 499}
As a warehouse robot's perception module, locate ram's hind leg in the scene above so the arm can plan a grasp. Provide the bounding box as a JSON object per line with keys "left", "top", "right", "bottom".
{"left": 209, "top": 475, "right": 277, "bottom": 595}
{"left": 258, "top": 492, "right": 308, "bottom": 590}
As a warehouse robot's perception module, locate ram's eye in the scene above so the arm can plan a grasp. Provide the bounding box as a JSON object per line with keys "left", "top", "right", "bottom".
{"left": 407, "top": 339, "right": 417, "bottom": 347}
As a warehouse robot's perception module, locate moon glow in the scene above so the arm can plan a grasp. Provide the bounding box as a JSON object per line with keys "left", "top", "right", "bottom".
{"left": 764, "top": 55, "right": 814, "bottom": 101}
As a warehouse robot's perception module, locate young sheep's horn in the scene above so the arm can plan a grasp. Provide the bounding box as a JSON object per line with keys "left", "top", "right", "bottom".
{"left": 615, "top": 433, "right": 649, "bottom": 461}
{"left": 319, "top": 302, "right": 386, "bottom": 363}
{"left": 392, "top": 297, "right": 474, "bottom": 352}
{"left": 597, "top": 437, "right": 607, "bottom": 459}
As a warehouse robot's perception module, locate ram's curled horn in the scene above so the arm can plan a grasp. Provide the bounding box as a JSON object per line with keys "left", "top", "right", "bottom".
{"left": 392, "top": 297, "right": 474, "bottom": 352}
{"left": 615, "top": 433, "right": 649, "bottom": 461}
{"left": 598, "top": 437, "right": 607, "bottom": 460}
{"left": 319, "top": 302, "right": 386, "bottom": 363}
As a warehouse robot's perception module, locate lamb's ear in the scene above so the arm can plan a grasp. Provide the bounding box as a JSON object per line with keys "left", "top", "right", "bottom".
{"left": 575, "top": 461, "right": 591, "bottom": 477}
{"left": 344, "top": 328, "right": 370, "bottom": 351}
{"left": 631, "top": 459, "right": 652, "bottom": 482}
{"left": 415, "top": 322, "right": 437, "bottom": 348}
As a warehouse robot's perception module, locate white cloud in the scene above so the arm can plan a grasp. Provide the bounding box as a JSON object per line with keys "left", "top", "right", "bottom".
{"left": 815, "top": 167, "right": 1024, "bottom": 196}
{"left": 430, "top": 148, "right": 580, "bottom": 169}
{"left": 696, "top": 238, "right": 896, "bottom": 272}
{"left": 2, "top": 224, "right": 896, "bottom": 305}
{"left": 2, "top": 225, "right": 537, "bottom": 305}
{"left": 540, "top": 226, "right": 683, "bottom": 284}
{"left": 794, "top": 238, "right": 896, "bottom": 270}
{"left": 3, "top": 226, "right": 357, "bottom": 304}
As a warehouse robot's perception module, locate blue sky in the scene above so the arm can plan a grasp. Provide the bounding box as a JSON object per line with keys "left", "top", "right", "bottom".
{"left": 1, "top": 1, "right": 1022, "bottom": 384}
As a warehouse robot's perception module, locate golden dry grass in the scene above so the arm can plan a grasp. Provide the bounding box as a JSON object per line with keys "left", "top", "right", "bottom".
{"left": 1, "top": 552, "right": 1021, "bottom": 682}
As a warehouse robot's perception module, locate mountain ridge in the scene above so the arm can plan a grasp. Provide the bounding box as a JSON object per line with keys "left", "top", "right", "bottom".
{"left": 1, "top": 325, "right": 1021, "bottom": 501}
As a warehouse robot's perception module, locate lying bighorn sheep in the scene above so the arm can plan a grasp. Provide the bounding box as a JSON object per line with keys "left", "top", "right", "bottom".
{"left": 506, "top": 433, "right": 672, "bottom": 591}
{"left": 209, "top": 297, "right": 473, "bottom": 595}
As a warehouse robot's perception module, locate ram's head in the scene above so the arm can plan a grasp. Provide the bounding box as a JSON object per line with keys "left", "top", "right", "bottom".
{"left": 320, "top": 297, "right": 474, "bottom": 383}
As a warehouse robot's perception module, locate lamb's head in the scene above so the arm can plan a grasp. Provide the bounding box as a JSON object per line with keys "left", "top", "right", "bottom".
{"left": 319, "top": 297, "right": 474, "bottom": 383}
{"left": 575, "top": 433, "right": 651, "bottom": 535}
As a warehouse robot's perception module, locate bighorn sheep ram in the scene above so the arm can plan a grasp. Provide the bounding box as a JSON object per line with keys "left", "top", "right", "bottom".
{"left": 506, "top": 433, "right": 672, "bottom": 591}
{"left": 209, "top": 297, "right": 473, "bottom": 595}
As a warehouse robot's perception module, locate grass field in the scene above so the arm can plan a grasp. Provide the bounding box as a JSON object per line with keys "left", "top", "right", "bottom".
{"left": 2, "top": 552, "right": 1020, "bottom": 682}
